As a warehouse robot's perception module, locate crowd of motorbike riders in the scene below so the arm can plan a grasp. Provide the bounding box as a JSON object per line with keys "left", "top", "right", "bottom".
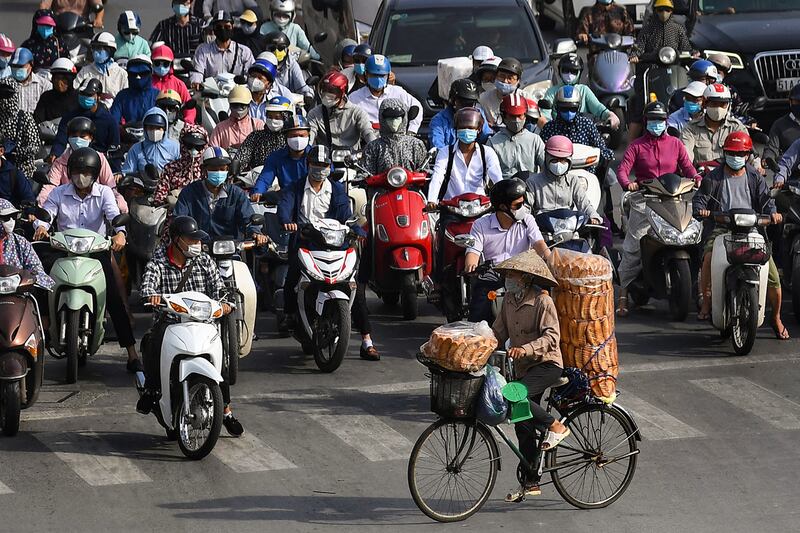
{"left": 1, "top": 0, "right": 799, "bottom": 439}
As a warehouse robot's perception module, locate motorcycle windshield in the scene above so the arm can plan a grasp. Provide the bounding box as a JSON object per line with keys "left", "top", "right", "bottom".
{"left": 592, "top": 51, "right": 632, "bottom": 93}
{"left": 535, "top": 209, "right": 584, "bottom": 235}
{"left": 643, "top": 65, "right": 688, "bottom": 103}
{"left": 648, "top": 199, "right": 694, "bottom": 232}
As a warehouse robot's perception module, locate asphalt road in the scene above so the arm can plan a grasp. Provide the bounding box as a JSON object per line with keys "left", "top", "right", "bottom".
{"left": 2, "top": 2, "right": 799, "bottom": 532}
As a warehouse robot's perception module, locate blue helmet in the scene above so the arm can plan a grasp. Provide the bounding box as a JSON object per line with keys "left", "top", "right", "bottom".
{"left": 283, "top": 113, "right": 309, "bottom": 133}
{"left": 117, "top": 10, "right": 142, "bottom": 34}
{"left": 265, "top": 95, "right": 293, "bottom": 113}
{"left": 342, "top": 44, "right": 356, "bottom": 60}
{"left": 689, "top": 59, "right": 718, "bottom": 82}
{"left": 353, "top": 43, "right": 372, "bottom": 61}
{"left": 365, "top": 54, "right": 391, "bottom": 76}
{"left": 248, "top": 59, "right": 277, "bottom": 82}
{"left": 10, "top": 47, "right": 33, "bottom": 67}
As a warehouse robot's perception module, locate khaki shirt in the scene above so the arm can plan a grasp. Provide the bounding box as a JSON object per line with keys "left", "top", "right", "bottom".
{"left": 492, "top": 288, "right": 563, "bottom": 376}
{"left": 680, "top": 115, "right": 746, "bottom": 164}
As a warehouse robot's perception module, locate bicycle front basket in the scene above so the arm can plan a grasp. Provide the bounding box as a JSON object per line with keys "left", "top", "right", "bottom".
{"left": 724, "top": 235, "right": 770, "bottom": 265}
{"left": 429, "top": 367, "right": 485, "bottom": 419}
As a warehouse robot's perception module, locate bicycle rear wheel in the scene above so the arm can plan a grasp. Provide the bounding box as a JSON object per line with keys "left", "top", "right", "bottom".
{"left": 548, "top": 403, "right": 638, "bottom": 509}
{"left": 408, "top": 418, "right": 499, "bottom": 523}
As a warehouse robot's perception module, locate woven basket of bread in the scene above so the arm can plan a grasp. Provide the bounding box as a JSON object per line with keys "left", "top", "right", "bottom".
{"left": 549, "top": 248, "right": 619, "bottom": 402}
{"left": 421, "top": 321, "right": 498, "bottom": 372}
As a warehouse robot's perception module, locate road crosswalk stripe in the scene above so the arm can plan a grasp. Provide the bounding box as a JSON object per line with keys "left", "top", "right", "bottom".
{"left": 212, "top": 434, "right": 297, "bottom": 473}
{"left": 307, "top": 413, "right": 413, "bottom": 461}
{"left": 0, "top": 481, "right": 13, "bottom": 494}
{"left": 617, "top": 393, "right": 705, "bottom": 440}
{"left": 691, "top": 377, "right": 800, "bottom": 430}
{"left": 34, "top": 431, "right": 152, "bottom": 486}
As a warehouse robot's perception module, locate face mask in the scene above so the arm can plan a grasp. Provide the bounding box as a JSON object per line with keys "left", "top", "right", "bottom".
{"left": 247, "top": 76, "right": 266, "bottom": 93}
{"left": 384, "top": 117, "right": 404, "bottom": 133}
{"left": 353, "top": 63, "right": 366, "bottom": 75}
{"left": 457, "top": 128, "right": 478, "bottom": 144}
{"left": 128, "top": 74, "right": 151, "bottom": 90}
{"left": 1, "top": 219, "right": 15, "bottom": 235}
{"left": 214, "top": 27, "right": 231, "bottom": 42}
{"left": 153, "top": 65, "right": 170, "bottom": 78}
{"left": 71, "top": 173, "right": 94, "bottom": 189}
{"left": 658, "top": 10, "right": 671, "bottom": 22}
{"left": 37, "top": 25, "right": 54, "bottom": 39}
{"left": 145, "top": 128, "right": 165, "bottom": 143}
{"left": 309, "top": 166, "right": 331, "bottom": 181}
{"left": 173, "top": 3, "right": 190, "bottom": 16}
{"left": 548, "top": 160, "right": 570, "bottom": 176}
{"left": 232, "top": 106, "right": 249, "bottom": 120}
{"left": 266, "top": 118, "right": 284, "bottom": 132}
{"left": 511, "top": 204, "right": 530, "bottom": 222}
{"left": 274, "top": 14, "right": 290, "bottom": 28}
{"left": 321, "top": 93, "right": 339, "bottom": 108}
{"left": 506, "top": 118, "right": 525, "bottom": 134}
{"left": 287, "top": 135, "right": 309, "bottom": 151}
{"left": 11, "top": 68, "right": 28, "bottom": 82}
{"left": 180, "top": 238, "right": 202, "bottom": 257}
{"left": 725, "top": 154, "right": 747, "bottom": 170}
{"left": 559, "top": 110, "right": 577, "bottom": 122}
{"left": 495, "top": 80, "right": 515, "bottom": 95}
{"left": 68, "top": 136, "right": 91, "bottom": 150}
{"left": 273, "top": 49, "right": 287, "bottom": 62}
{"left": 93, "top": 49, "right": 110, "bottom": 65}
{"left": 646, "top": 120, "right": 666, "bottom": 136}
{"left": 684, "top": 100, "right": 702, "bottom": 115}
{"left": 207, "top": 170, "right": 228, "bottom": 186}
{"left": 481, "top": 81, "right": 494, "bottom": 93}
{"left": 188, "top": 148, "right": 200, "bottom": 158}
{"left": 367, "top": 76, "right": 387, "bottom": 91}
{"left": 706, "top": 105, "right": 728, "bottom": 122}
{"left": 78, "top": 95, "right": 96, "bottom": 109}
{"left": 561, "top": 72, "right": 578, "bottom": 85}
{"left": 242, "top": 24, "right": 257, "bottom": 35}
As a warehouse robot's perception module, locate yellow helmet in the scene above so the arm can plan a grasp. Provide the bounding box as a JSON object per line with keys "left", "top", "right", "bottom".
{"left": 654, "top": 0, "right": 674, "bottom": 9}
{"left": 156, "top": 89, "right": 181, "bottom": 105}
{"left": 228, "top": 85, "right": 252, "bottom": 105}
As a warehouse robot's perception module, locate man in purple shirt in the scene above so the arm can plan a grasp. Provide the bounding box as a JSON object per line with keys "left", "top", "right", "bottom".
{"left": 189, "top": 11, "right": 254, "bottom": 89}
{"left": 465, "top": 179, "right": 549, "bottom": 322}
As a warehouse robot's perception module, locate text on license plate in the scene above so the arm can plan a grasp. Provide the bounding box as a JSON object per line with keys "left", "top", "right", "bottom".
{"left": 776, "top": 77, "right": 800, "bottom": 93}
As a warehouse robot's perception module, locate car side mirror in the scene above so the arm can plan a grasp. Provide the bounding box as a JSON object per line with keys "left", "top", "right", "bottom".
{"left": 313, "top": 32, "right": 328, "bottom": 43}
{"left": 250, "top": 213, "right": 265, "bottom": 226}
{"left": 408, "top": 106, "right": 420, "bottom": 121}
{"left": 112, "top": 213, "right": 131, "bottom": 227}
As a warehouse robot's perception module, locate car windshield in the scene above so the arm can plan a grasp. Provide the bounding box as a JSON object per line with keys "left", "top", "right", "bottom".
{"left": 698, "top": 0, "right": 800, "bottom": 14}
{"left": 381, "top": 8, "right": 542, "bottom": 67}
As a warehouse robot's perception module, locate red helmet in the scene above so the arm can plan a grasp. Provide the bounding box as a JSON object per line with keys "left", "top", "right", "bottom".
{"left": 500, "top": 92, "right": 528, "bottom": 116}
{"left": 723, "top": 131, "right": 753, "bottom": 152}
{"left": 524, "top": 96, "right": 540, "bottom": 119}
{"left": 320, "top": 70, "right": 348, "bottom": 96}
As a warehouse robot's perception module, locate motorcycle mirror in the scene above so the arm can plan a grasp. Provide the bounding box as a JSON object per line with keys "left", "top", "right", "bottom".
{"left": 112, "top": 213, "right": 131, "bottom": 227}
{"left": 551, "top": 38, "right": 578, "bottom": 57}
{"left": 180, "top": 58, "right": 193, "bottom": 71}
{"left": 538, "top": 99, "right": 552, "bottom": 110}
{"left": 764, "top": 157, "right": 779, "bottom": 173}
{"left": 182, "top": 98, "right": 197, "bottom": 111}
{"left": 249, "top": 213, "right": 265, "bottom": 227}
{"left": 306, "top": 75, "right": 320, "bottom": 88}
{"left": 751, "top": 96, "right": 768, "bottom": 112}
{"left": 143, "top": 163, "right": 160, "bottom": 183}
{"left": 408, "top": 106, "right": 420, "bottom": 121}
{"left": 32, "top": 170, "right": 50, "bottom": 185}
{"left": 313, "top": 32, "right": 328, "bottom": 43}
{"left": 453, "top": 234, "right": 476, "bottom": 249}
{"left": 233, "top": 74, "right": 247, "bottom": 85}
{"left": 748, "top": 129, "right": 769, "bottom": 146}
{"left": 229, "top": 159, "right": 240, "bottom": 178}
{"left": 28, "top": 206, "right": 51, "bottom": 223}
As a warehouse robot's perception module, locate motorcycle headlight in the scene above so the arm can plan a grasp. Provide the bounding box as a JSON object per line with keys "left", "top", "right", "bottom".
{"left": 386, "top": 167, "right": 408, "bottom": 188}
{"left": 65, "top": 235, "right": 95, "bottom": 254}
{"left": 321, "top": 228, "right": 346, "bottom": 247}
{"left": 789, "top": 184, "right": 800, "bottom": 196}
{"left": 550, "top": 216, "right": 578, "bottom": 235}
{"left": 649, "top": 212, "right": 702, "bottom": 245}
{"left": 184, "top": 299, "right": 212, "bottom": 321}
{"left": 0, "top": 274, "right": 20, "bottom": 295}
{"left": 521, "top": 79, "right": 551, "bottom": 102}
{"left": 458, "top": 199, "right": 482, "bottom": 217}
{"left": 703, "top": 50, "right": 744, "bottom": 70}
{"left": 212, "top": 240, "right": 236, "bottom": 255}
{"left": 658, "top": 46, "right": 677, "bottom": 65}
{"left": 733, "top": 213, "right": 757, "bottom": 227}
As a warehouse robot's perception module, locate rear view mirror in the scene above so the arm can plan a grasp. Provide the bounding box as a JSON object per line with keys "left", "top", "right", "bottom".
{"left": 752, "top": 96, "right": 768, "bottom": 112}
{"left": 764, "top": 157, "right": 779, "bottom": 173}
{"left": 551, "top": 38, "right": 577, "bottom": 57}
{"left": 32, "top": 170, "right": 50, "bottom": 185}
{"left": 313, "top": 32, "right": 328, "bottom": 43}
{"left": 233, "top": 75, "right": 247, "bottom": 85}
{"left": 182, "top": 99, "right": 197, "bottom": 111}
{"left": 249, "top": 213, "right": 265, "bottom": 226}
{"left": 229, "top": 159, "right": 240, "bottom": 178}
{"left": 112, "top": 213, "right": 131, "bottom": 227}
{"left": 538, "top": 99, "right": 552, "bottom": 110}
{"left": 408, "top": 106, "right": 420, "bottom": 121}
{"left": 453, "top": 234, "right": 476, "bottom": 249}
{"left": 27, "top": 206, "right": 51, "bottom": 223}
{"left": 144, "top": 163, "right": 160, "bottom": 183}
{"left": 180, "top": 58, "right": 193, "bottom": 71}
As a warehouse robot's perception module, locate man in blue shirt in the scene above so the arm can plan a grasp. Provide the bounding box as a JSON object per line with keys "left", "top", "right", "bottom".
{"left": 120, "top": 107, "right": 181, "bottom": 175}
{"left": 429, "top": 78, "right": 492, "bottom": 149}
{"left": 250, "top": 115, "right": 310, "bottom": 199}
{"left": 51, "top": 78, "right": 120, "bottom": 160}
{"left": 110, "top": 55, "right": 160, "bottom": 126}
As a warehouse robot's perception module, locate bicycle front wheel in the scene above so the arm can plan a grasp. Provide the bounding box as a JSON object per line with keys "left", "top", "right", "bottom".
{"left": 408, "top": 418, "right": 499, "bottom": 523}
{"left": 548, "top": 403, "right": 638, "bottom": 509}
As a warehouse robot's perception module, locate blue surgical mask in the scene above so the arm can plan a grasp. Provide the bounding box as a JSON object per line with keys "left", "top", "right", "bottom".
{"left": 11, "top": 68, "right": 27, "bottom": 82}
{"left": 647, "top": 120, "right": 666, "bottom": 136}
{"left": 684, "top": 100, "right": 701, "bottom": 115}
{"left": 559, "top": 110, "right": 577, "bottom": 122}
{"left": 207, "top": 170, "right": 228, "bottom": 186}
{"left": 153, "top": 65, "right": 170, "bottom": 78}
{"left": 173, "top": 3, "right": 190, "bottom": 16}
{"left": 78, "top": 95, "right": 96, "bottom": 109}
{"left": 456, "top": 128, "right": 478, "bottom": 144}
{"left": 37, "top": 25, "right": 54, "bottom": 39}
{"left": 68, "top": 136, "right": 91, "bottom": 150}
{"left": 353, "top": 63, "right": 366, "bottom": 75}
{"left": 367, "top": 75, "right": 387, "bottom": 91}
{"left": 725, "top": 154, "right": 747, "bottom": 170}
{"left": 495, "top": 80, "right": 515, "bottom": 95}
{"left": 93, "top": 49, "right": 110, "bottom": 65}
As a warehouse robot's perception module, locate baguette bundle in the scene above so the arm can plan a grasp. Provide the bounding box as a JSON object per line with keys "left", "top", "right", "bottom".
{"left": 421, "top": 321, "right": 498, "bottom": 372}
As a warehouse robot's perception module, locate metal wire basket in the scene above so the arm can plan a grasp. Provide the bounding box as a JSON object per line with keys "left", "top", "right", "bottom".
{"left": 724, "top": 235, "right": 770, "bottom": 265}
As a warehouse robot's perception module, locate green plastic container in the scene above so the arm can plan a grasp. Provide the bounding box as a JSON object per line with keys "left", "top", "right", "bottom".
{"left": 502, "top": 382, "right": 533, "bottom": 424}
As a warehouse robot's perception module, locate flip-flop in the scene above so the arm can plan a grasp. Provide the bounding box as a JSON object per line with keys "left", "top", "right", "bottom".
{"left": 697, "top": 311, "right": 710, "bottom": 321}
{"left": 615, "top": 297, "right": 629, "bottom": 317}
{"left": 541, "top": 428, "right": 571, "bottom": 451}
{"left": 772, "top": 323, "right": 790, "bottom": 340}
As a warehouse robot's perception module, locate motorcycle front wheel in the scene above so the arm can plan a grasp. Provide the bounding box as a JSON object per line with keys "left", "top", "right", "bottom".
{"left": 791, "top": 257, "right": 800, "bottom": 322}
{"left": 731, "top": 284, "right": 759, "bottom": 356}
{"left": 313, "top": 299, "right": 350, "bottom": 373}
{"left": 0, "top": 381, "right": 21, "bottom": 437}
{"left": 401, "top": 273, "right": 418, "bottom": 320}
{"left": 667, "top": 259, "right": 691, "bottom": 322}
{"left": 65, "top": 309, "right": 81, "bottom": 384}
{"left": 176, "top": 375, "right": 223, "bottom": 460}
{"left": 221, "top": 310, "right": 239, "bottom": 386}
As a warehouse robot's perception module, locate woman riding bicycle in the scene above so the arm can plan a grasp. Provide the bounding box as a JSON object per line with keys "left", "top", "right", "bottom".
{"left": 492, "top": 249, "right": 570, "bottom": 502}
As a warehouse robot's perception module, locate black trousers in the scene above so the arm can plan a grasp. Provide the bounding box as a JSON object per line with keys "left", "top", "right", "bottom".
{"left": 467, "top": 276, "right": 503, "bottom": 323}
{"left": 514, "top": 362, "right": 563, "bottom": 484}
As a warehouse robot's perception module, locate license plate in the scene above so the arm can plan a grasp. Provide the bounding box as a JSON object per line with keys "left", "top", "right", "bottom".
{"left": 635, "top": 4, "right": 646, "bottom": 21}
{"left": 776, "top": 77, "right": 800, "bottom": 93}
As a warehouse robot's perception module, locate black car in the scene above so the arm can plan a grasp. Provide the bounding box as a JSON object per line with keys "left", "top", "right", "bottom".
{"left": 369, "top": 0, "right": 552, "bottom": 133}
{"left": 679, "top": 0, "right": 800, "bottom": 122}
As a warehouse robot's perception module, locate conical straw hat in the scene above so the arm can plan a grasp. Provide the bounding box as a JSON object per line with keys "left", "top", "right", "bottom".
{"left": 495, "top": 249, "right": 558, "bottom": 287}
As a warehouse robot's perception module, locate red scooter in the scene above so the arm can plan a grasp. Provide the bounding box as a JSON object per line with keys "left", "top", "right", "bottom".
{"left": 363, "top": 166, "right": 433, "bottom": 320}
{"left": 429, "top": 193, "right": 492, "bottom": 322}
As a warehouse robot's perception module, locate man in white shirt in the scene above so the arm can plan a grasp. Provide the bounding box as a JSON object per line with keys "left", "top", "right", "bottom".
{"left": 9, "top": 47, "right": 51, "bottom": 114}
{"left": 348, "top": 54, "right": 423, "bottom": 133}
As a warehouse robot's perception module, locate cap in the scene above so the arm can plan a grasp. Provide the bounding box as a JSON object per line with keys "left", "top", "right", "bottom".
{"left": 682, "top": 81, "right": 707, "bottom": 98}
{"left": 471, "top": 45, "right": 494, "bottom": 62}
{"left": 239, "top": 9, "right": 258, "bottom": 23}
{"left": 0, "top": 34, "right": 13, "bottom": 54}
{"left": 35, "top": 14, "right": 57, "bottom": 26}
{"left": 228, "top": 85, "right": 252, "bottom": 105}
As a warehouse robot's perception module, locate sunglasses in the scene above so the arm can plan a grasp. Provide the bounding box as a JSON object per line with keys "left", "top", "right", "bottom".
{"left": 655, "top": 7, "right": 673, "bottom": 12}
{"left": 0, "top": 213, "right": 19, "bottom": 222}
{"left": 269, "top": 46, "right": 287, "bottom": 53}
{"left": 153, "top": 60, "right": 171, "bottom": 69}
{"left": 122, "top": 30, "right": 139, "bottom": 36}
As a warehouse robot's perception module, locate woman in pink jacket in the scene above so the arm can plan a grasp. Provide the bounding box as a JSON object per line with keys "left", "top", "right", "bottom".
{"left": 151, "top": 44, "right": 196, "bottom": 124}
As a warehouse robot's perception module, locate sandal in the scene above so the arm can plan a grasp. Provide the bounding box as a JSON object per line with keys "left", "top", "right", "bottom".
{"left": 504, "top": 484, "right": 541, "bottom": 503}
{"left": 697, "top": 311, "right": 711, "bottom": 321}
{"left": 615, "top": 296, "right": 629, "bottom": 317}
{"left": 772, "top": 322, "right": 790, "bottom": 340}
{"left": 541, "top": 428, "right": 571, "bottom": 451}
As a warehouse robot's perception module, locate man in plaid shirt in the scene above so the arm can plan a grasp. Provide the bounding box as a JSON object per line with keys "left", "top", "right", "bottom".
{"left": 137, "top": 215, "right": 245, "bottom": 437}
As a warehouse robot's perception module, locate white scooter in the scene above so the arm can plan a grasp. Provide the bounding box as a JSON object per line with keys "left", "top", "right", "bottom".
{"left": 196, "top": 73, "right": 236, "bottom": 135}
{"left": 137, "top": 292, "right": 226, "bottom": 460}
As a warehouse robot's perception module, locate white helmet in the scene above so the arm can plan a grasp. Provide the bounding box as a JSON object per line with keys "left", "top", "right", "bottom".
{"left": 703, "top": 82, "right": 732, "bottom": 102}
{"left": 257, "top": 51, "right": 279, "bottom": 66}
{"left": 50, "top": 57, "right": 77, "bottom": 76}
{"left": 91, "top": 31, "right": 117, "bottom": 51}
{"left": 471, "top": 45, "right": 494, "bottom": 63}
{"left": 270, "top": 0, "right": 296, "bottom": 22}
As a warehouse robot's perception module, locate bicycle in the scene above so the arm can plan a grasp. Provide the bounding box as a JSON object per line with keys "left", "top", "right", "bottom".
{"left": 408, "top": 351, "right": 641, "bottom": 523}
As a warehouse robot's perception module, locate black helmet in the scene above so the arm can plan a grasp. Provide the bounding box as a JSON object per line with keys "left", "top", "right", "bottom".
{"left": 66, "top": 116, "right": 96, "bottom": 137}
{"left": 454, "top": 107, "right": 483, "bottom": 130}
{"left": 353, "top": 43, "right": 372, "bottom": 61}
{"left": 78, "top": 77, "right": 102, "bottom": 96}
{"left": 497, "top": 57, "right": 523, "bottom": 78}
{"left": 169, "top": 215, "right": 208, "bottom": 241}
{"left": 143, "top": 112, "right": 168, "bottom": 129}
{"left": 67, "top": 147, "right": 101, "bottom": 179}
{"left": 558, "top": 53, "right": 584, "bottom": 75}
{"left": 643, "top": 100, "right": 668, "bottom": 121}
{"left": 263, "top": 31, "right": 290, "bottom": 50}
{"left": 307, "top": 145, "right": 332, "bottom": 166}
{"left": 490, "top": 178, "right": 527, "bottom": 208}
{"left": 180, "top": 129, "right": 207, "bottom": 148}
{"left": 449, "top": 78, "right": 479, "bottom": 105}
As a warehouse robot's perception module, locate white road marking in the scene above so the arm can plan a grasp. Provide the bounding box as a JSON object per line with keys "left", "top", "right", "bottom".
{"left": 621, "top": 353, "right": 800, "bottom": 374}
{"left": 213, "top": 434, "right": 297, "bottom": 473}
{"left": 0, "top": 481, "right": 13, "bottom": 494}
{"left": 34, "top": 431, "right": 151, "bottom": 486}
{"left": 691, "top": 377, "right": 800, "bottom": 430}
{"left": 307, "top": 413, "right": 413, "bottom": 461}
{"left": 350, "top": 381, "right": 429, "bottom": 394}
{"left": 617, "top": 393, "right": 705, "bottom": 440}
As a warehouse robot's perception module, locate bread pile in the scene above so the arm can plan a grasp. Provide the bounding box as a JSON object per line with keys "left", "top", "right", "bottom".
{"left": 421, "top": 321, "right": 498, "bottom": 372}
{"left": 549, "top": 248, "right": 618, "bottom": 402}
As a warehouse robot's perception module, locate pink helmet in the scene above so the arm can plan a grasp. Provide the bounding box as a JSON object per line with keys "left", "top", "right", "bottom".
{"left": 0, "top": 34, "right": 14, "bottom": 54}
{"left": 545, "top": 135, "right": 573, "bottom": 158}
